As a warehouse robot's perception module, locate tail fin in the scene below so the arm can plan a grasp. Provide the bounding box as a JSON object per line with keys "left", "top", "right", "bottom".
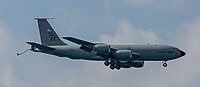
{"left": 35, "top": 18, "right": 66, "bottom": 46}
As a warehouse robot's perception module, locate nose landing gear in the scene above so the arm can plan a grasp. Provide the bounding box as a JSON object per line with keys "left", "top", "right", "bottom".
{"left": 162, "top": 61, "right": 167, "bottom": 67}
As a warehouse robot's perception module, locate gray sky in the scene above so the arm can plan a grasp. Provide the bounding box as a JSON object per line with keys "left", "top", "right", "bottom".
{"left": 0, "top": 0, "right": 200, "bottom": 87}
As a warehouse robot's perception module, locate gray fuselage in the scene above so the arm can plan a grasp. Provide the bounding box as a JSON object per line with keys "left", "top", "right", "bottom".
{"left": 45, "top": 44, "right": 183, "bottom": 62}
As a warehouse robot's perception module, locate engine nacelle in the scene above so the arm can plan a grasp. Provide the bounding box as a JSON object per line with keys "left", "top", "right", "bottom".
{"left": 115, "top": 50, "right": 132, "bottom": 60}
{"left": 130, "top": 60, "right": 144, "bottom": 68}
{"left": 93, "top": 44, "right": 110, "bottom": 53}
{"left": 116, "top": 61, "right": 131, "bottom": 68}
{"left": 117, "top": 60, "right": 144, "bottom": 68}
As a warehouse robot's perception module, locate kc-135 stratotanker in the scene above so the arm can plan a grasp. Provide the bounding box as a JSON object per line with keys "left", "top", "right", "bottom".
{"left": 18, "top": 18, "right": 186, "bottom": 70}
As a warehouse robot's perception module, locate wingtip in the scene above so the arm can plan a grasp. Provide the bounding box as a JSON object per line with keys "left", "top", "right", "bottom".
{"left": 62, "top": 37, "right": 67, "bottom": 39}
{"left": 26, "top": 42, "right": 35, "bottom": 45}
{"left": 62, "top": 37, "right": 73, "bottom": 40}
{"left": 26, "top": 42, "right": 32, "bottom": 44}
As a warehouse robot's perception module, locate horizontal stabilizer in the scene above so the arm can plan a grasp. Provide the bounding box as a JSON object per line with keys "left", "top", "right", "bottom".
{"left": 26, "top": 42, "right": 55, "bottom": 51}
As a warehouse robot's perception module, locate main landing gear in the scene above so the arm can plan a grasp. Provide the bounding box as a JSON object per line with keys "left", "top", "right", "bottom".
{"left": 162, "top": 61, "right": 167, "bottom": 67}
{"left": 104, "top": 61, "right": 109, "bottom": 66}
{"left": 104, "top": 61, "right": 121, "bottom": 70}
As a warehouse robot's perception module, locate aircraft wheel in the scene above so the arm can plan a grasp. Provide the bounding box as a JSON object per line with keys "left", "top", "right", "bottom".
{"left": 163, "top": 63, "right": 167, "bottom": 67}
{"left": 115, "top": 65, "right": 121, "bottom": 70}
{"left": 110, "top": 61, "right": 115, "bottom": 66}
{"left": 104, "top": 61, "right": 110, "bottom": 66}
{"left": 110, "top": 65, "right": 115, "bottom": 70}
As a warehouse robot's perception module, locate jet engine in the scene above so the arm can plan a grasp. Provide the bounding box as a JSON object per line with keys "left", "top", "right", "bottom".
{"left": 115, "top": 50, "right": 132, "bottom": 60}
{"left": 130, "top": 60, "right": 144, "bottom": 68}
{"left": 93, "top": 44, "right": 110, "bottom": 53}
{"left": 116, "top": 61, "right": 132, "bottom": 68}
{"left": 117, "top": 60, "right": 144, "bottom": 68}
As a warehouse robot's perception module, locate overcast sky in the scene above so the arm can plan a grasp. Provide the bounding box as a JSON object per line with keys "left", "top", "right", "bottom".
{"left": 0, "top": 0, "right": 200, "bottom": 87}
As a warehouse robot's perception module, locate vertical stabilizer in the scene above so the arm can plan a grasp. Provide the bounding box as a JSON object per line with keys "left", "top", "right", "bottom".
{"left": 35, "top": 18, "right": 66, "bottom": 46}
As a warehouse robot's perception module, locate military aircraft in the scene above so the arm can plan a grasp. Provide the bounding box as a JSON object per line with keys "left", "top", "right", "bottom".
{"left": 18, "top": 18, "right": 186, "bottom": 70}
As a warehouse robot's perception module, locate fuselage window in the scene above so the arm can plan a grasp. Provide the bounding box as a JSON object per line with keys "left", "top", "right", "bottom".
{"left": 157, "top": 51, "right": 163, "bottom": 53}
{"left": 157, "top": 51, "right": 173, "bottom": 54}
{"left": 167, "top": 51, "right": 173, "bottom": 53}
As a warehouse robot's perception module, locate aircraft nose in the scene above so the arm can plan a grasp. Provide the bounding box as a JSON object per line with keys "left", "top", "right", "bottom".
{"left": 178, "top": 50, "right": 186, "bottom": 57}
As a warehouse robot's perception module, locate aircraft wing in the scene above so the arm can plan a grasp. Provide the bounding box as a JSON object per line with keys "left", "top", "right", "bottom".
{"left": 62, "top": 37, "right": 95, "bottom": 46}
{"left": 26, "top": 42, "right": 55, "bottom": 51}
{"left": 63, "top": 37, "right": 112, "bottom": 59}
{"left": 63, "top": 37, "right": 97, "bottom": 52}
{"left": 62, "top": 37, "right": 140, "bottom": 59}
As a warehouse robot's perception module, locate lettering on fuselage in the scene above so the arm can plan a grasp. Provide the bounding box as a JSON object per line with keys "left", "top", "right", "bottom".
{"left": 157, "top": 51, "right": 174, "bottom": 54}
